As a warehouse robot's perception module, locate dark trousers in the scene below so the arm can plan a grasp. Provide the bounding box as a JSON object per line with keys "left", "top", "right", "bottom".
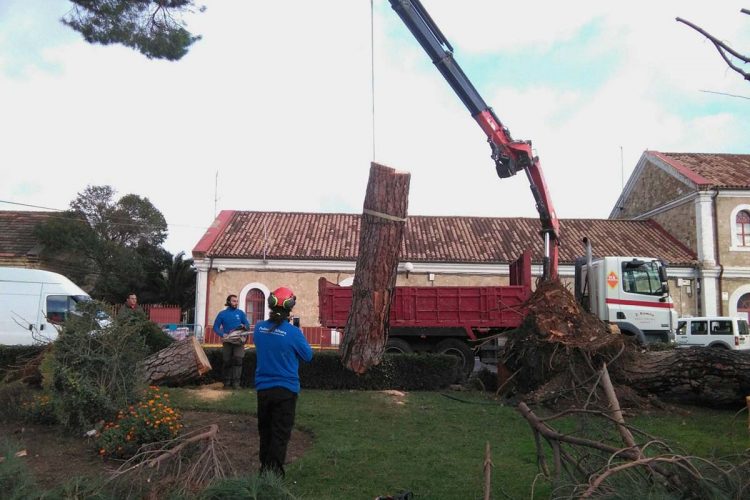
{"left": 257, "top": 387, "right": 298, "bottom": 476}
{"left": 221, "top": 342, "right": 245, "bottom": 386}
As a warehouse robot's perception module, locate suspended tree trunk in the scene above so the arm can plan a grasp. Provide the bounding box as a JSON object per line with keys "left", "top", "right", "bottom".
{"left": 340, "top": 162, "right": 410, "bottom": 374}
{"left": 143, "top": 336, "right": 212, "bottom": 386}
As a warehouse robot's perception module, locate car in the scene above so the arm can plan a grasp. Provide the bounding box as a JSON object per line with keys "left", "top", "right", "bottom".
{"left": 675, "top": 316, "right": 750, "bottom": 350}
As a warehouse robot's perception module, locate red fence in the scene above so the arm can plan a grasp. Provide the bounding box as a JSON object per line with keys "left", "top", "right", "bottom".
{"left": 112, "top": 304, "right": 182, "bottom": 324}
{"left": 203, "top": 325, "right": 339, "bottom": 350}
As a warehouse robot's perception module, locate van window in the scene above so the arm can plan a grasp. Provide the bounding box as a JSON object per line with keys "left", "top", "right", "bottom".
{"left": 46, "top": 295, "right": 91, "bottom": 324}
{"left": 676, "top": 321, "right": 687, "bottom": 335}
{"left": 739, "top": 320, "right": 749, "bottom": 336}
{"left": 621, "top": 261, "right": 663, "bottom": 296}
{"left": 47, "top": 295, "right": 74, "bottom": 324}
{"left": 690, "top": 320, "right": 708, "bottom": 335}
{"left": 710, "top": 320, "right": 733, "bottom": 335}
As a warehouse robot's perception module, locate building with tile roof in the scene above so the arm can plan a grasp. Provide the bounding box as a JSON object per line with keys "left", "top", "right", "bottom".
{"left": 612, "top": 151, "right": 750, "bottom": 319}
{"left": 0, "top": 211, "right": 55, "bottom": 268}
{"left": 192, "top": 208, "right": 697, "bottom": 340}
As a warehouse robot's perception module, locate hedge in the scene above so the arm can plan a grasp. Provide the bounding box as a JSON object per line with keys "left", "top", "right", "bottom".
{"left": 0, "top": 345, "right": 46, "bottom": 380}
{"left": 203, "top": 349, "right": 462, "bottom": 391}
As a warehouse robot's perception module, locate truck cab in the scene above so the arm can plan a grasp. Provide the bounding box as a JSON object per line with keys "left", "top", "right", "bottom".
{"left": 576, "top": 256, "right": 676, "bottom": 344}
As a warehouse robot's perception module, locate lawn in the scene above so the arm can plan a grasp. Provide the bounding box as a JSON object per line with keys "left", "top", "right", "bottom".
{"left": 169, "top": 388, "right": 749, "bottom": 499}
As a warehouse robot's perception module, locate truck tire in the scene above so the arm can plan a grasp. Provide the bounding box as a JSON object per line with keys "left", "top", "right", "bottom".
{"left": 436, "top": 339, "right": 475, "bottom": 377}
{"left": 708, "top": 342, "right": 730, "bottom": 349}
{"left": 385, "top": 338, "right": 413, "bottom": 354}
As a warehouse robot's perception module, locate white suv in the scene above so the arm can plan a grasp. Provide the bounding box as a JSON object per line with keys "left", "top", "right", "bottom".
{"left": 676, "top": 316, "right": 750, "bottom": 350}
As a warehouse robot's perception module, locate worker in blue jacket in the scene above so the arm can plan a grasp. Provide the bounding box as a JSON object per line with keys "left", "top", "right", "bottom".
{"left": 254, "top": 286, "right": 313, "bottom": 477}
{"left": 213, "top": 294, "right": 251, "bottom": 389}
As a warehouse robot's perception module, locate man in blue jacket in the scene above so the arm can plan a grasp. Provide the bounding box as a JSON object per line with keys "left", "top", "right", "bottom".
{"left": 254, "top": 286, "right": 313, "bottom": 477}
{"left": 213, "top": 294, "right": 251, "bottom": 389}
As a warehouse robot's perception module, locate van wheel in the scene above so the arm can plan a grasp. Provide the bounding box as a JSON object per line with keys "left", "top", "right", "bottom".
{"left": 709, "top": 343, "right": 730, "bottom": 349}
{"left": 436, "top": 339, "right": 475, "bottom": 377}
{"left": 385, "top": 338, "right": 413, "bottom": 354}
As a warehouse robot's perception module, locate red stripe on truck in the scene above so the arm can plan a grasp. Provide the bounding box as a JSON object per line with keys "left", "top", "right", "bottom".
{"left": 605, "top": 298, "right": 674, "bottom": 309}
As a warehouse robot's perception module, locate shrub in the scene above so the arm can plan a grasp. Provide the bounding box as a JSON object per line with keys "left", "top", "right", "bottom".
{"left": 45, "top": 301, "right": 149, "bottom": 431}
{"left": 0, "top": 345, "right": 46, "bottom": 381}
{"left": 97, "top": 386, "right": 183, "bottom": 459}
{"left": 202, "top": 349, "right": 461, "bottom": 390}
{"left": 19, "top": 392, "right": 57, "bottom": 425}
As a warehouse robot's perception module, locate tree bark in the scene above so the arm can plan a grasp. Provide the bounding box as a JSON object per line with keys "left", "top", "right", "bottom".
{"left": 340, "top": 162, "right": 410, "bottom": 374}
{"left": 503, "top": 280, "right": 750, "bottom": 408}
{"left": 142, "top": 336, "right": 212, "bottom": 386}
{"left": 612, "top": 348, "right": 750, "bottom": 407}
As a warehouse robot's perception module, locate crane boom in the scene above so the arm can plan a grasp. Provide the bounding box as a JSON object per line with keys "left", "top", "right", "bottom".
{"left": 389, "top": 0, "right": 560, "bottom": 280}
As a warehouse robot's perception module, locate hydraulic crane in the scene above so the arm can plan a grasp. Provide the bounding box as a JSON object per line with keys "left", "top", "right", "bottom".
{"left": 389, "top": 0, "right": 560, "bottom": 280}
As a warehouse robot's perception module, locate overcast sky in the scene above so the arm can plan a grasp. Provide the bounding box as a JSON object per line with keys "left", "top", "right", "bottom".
{"left": 1, "top": 0, "right": 748, "bottom": 257}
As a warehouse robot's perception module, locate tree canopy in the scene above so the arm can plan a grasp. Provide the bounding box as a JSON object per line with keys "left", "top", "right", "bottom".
{"left": 62, "top": 0, "right": 204, "bottom": 61}
{"left": 35, "top": 185, "right": 195, "bottom": 309}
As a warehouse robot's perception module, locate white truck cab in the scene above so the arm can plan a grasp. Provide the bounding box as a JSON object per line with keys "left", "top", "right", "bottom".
{"left": 0, "top": 267, "right": 92, "bottom": 345}
{"left": 676, "top": 316, "right": 750, "bottom": 350}
{"left": 576, "top": 254, "right": 677, "bottom": 344}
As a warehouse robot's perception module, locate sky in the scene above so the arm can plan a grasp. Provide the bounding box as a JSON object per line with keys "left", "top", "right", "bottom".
{"left": 1, "top": 0, "right": 749, "bottom": 257}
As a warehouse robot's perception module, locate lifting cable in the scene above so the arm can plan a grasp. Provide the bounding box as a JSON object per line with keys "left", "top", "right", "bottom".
{"left": 370, "top": 0, "right": 376, "bottom": 161}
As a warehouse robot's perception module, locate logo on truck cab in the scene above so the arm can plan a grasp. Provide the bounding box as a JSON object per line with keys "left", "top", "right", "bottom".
{"left": 607, "top": 271, "right": 619, "bottom": 289}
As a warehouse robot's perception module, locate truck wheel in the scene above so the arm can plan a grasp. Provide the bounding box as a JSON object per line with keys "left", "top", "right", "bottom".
{"left": 385, "top": 338, "right": 413, "bottom": 354}
{"left": 436, "top": 339, "right": 475, "bottom": 377}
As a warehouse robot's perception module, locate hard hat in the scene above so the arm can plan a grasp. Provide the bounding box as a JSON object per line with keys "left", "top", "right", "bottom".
{"left": 268, "top": 287, "right": 296, "bottom": 311}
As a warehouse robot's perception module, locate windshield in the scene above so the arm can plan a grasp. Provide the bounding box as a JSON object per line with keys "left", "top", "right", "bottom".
{"left": 621, "top": 260, "right": 664, "bottom": 296}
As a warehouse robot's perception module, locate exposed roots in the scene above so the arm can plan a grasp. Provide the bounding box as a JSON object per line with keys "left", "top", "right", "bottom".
{"left": 107, "top": 424, "right": 234, "bottom": 497}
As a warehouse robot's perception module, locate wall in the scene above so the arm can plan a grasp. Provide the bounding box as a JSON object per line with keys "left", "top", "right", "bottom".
{"left": 618, "top": 161, "right": 691, "bottom": 219}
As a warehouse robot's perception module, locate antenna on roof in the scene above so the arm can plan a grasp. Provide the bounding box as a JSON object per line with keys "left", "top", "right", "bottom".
{"left": 214, "top": 170, "right": 219, "bottom": 218}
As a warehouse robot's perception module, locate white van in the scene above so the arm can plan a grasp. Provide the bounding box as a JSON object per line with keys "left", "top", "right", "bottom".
{"left": 675, "top": 316, "right": 750, "bottom": 350}
{"left": 0, "top": 267, "right": 92, "bottom": 345}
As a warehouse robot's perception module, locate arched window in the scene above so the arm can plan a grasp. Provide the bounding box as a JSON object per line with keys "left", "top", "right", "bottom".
{"left": 736, "top": 210, "right": 750, "bottom": 247}
{"left": 738, "top": 293, "right": 750, "bottom": 317}
{"left": 245, "top": 288, "right": 265, "bottom": 325}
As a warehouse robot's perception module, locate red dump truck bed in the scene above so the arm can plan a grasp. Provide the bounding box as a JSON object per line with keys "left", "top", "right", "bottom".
{"left": 318, "top": 252, "right": 532, "bottom": 339}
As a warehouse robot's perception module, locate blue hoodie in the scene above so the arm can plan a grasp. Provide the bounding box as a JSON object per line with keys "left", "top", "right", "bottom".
{"left": 254, "top": 319, "right": 313, "bottom": 393}
{"left": 213, "top": 307, "right": 250, "bottom": 337}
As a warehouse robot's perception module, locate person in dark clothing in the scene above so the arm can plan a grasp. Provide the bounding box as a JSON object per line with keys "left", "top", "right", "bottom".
{"left": 117, "top": 292, "right": 146, "bottom": 323}
{"left": 213, "top": 294, "right": 251, "bottom": 389}
{"left": 254, "top": 286, "right": 313, "bottom": 477}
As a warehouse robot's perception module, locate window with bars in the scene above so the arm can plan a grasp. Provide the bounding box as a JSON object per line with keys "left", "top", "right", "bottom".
{"left": 245, "top": 288, "right": 265, "bottom": 325}
{"left": 736, "top": 210, "right": 750, "bottom": 247}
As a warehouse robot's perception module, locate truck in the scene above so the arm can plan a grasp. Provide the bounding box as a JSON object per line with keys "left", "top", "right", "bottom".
{"left": 319, "top": 248, "right": 675, "bottom": 374}
{"left": 0, "top": 267, "right": 93, "bottom": 345}
{"left": 316, "top": 1, "right": 677, "bottom": 374}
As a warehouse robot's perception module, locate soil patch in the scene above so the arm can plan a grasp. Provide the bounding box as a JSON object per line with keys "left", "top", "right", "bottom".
{"left": 0, "top": 410, "right": 312, "bottom": 491}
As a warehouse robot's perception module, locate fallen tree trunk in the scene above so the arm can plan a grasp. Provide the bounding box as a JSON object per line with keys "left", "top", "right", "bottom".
{"left": 340, "top": 162, "right": 410, "bottom": 374}
{"left": 143, "top": 336, "right": 211, "bottom": 386}
{"left": 503, "top": 280, "right": 750, "bottom": 408}
{"left": 613, "top": 348, "right": 750, "bottom": 407}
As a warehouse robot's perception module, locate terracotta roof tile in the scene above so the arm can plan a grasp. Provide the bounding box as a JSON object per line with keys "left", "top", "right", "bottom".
{"left": 0, "top": 211, "right": 55, "bottom": 258}
{"left": 655, "top": 152, "right": 750, "bottom": 188}
{"left": 201, "top": 211, "right": 696, "bottom": 267}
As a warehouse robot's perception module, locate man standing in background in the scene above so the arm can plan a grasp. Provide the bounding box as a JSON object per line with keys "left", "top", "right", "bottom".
{"left": 213, "top": 294, "right": 250, "bottom": 389}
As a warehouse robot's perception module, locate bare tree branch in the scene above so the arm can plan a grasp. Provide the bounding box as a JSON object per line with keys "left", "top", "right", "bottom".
{"left": 676, "top": 15, "right": 750, "bottom": 82}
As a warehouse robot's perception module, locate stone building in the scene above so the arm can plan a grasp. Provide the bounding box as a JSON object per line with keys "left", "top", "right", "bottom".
{"left": 192, "top": 209, "right": 696, "bottom": 340}
{"left": 611, "top": 151, "right": 750, "bottom": 319}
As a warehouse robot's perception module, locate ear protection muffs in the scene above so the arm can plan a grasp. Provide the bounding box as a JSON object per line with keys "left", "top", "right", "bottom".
{"left": 268, "top": 287, "right": 296, "bottom": 311}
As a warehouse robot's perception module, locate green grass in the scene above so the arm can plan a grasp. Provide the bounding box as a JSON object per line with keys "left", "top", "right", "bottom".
{"left": 169, "top": 389, "right": 749, "bottom": 499}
